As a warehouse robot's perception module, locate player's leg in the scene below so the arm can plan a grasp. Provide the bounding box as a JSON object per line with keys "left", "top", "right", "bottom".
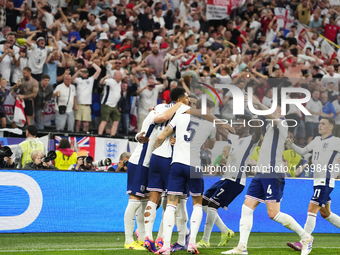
{"left": 145, "top": 155, "right": 171, "bottom": 250}
{"left": 124, "top": 194, "right": 146, "bottom": 250}
{"left": 186, "top": 167, "right": 204, "bottom": 254}
{"left": 136, "top": 196, "right": 148, "bottom": 244}
{"left": 222, "top": 176, "right": 264, "bottom": 255}
{"left": 173, "top": 195, "right": 189, "bottom": 250}
{"left": 263, "top": 177, "right": 313, "bottom": 255}
{"left": 321, "top": 203, "right": 340, "bottom": 228}
{"left": 202, "top": 180, "right": 230, "bottom": 237}
{"left": 318, "top": 189, "right": 340, "bottom": 228}
{"left": 156, "top": 163, "right": 186, "bottom": 254}
{"left": 156, "top": 193, "right": 167, "bottom": 243}
{"left": 124, "top": 163, "right": 147, "bottom": 250}
{"left": 155, "top": 194, "right": 180, "bottom": 254}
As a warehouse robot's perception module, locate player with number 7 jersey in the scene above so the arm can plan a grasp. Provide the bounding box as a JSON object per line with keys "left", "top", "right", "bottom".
{"left": 153, "top": 102, "right": 217, "bottom": 255}
{"left": 197, "top": 114, "right": 261, "bottom": 249}
{"left": 286, "top": 117, "right": 340, "bottom": 252}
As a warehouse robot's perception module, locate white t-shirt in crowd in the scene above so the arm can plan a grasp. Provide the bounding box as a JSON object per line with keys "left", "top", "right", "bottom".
{"left": 101, "top": 78, "right": 121, "bottom": 107}
{"left": 108, "top": 16, "right": 117, "bottom": 27}
{"left": 54, "top": 83, "right": 77, "bottom": 113}
{"left": 75, "top": 77, "right": 95, "bottom": 105}
{"left": 12, "top": 56, "right": 28, "bottom": 83}
{"left": 138, "top": 84, "right": 164, "bottom": 116}
{"left": 305, "top": 99, "right": 323, "bottom": 123}
{"left": 43, "top": 12, "right": 54, "bottom": 27}
{"left": 27, "top": 43, "right": 53, "bottom": 74}
{"left": 321, "top": 73, "right": 340, "bottom": 86}
{"left": 0, "top": 53, "right": 13, "bottom": 81}
{"left": 153, "top": 16, "right": 165, "bottom": 28}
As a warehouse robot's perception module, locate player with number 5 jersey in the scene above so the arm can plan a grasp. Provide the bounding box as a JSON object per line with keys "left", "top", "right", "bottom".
{"left": 153, "top": 99, "right": 219, "bottom": 255}
{"left": 286, "top": 117, "right": 340, "bottom": 252}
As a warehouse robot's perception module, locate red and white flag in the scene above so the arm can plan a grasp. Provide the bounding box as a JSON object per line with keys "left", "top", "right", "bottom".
{"left": 13, "top": 99, "right": 26, "bottom": 127}
{"left": 321, "top": 39, "right": 337, "bottom": 61}
{"left": 296, "top": 22, "right": 307, "bottom": 49}
{"left": 274, "top": 8, "right": 294, "bottom": 29}
{"left": 4, "top": 92, "right": 15, "bottom": 122}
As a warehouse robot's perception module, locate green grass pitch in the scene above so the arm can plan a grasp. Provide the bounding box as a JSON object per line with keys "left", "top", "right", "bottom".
{"left": 1, "top": 232, "right": 339, "bottom": 254}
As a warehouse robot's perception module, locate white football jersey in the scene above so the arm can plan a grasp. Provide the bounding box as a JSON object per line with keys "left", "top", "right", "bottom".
{"left": 305, "top": 135, "right": 340, "bottom": 188}
{"left": 153, "top": 104, "right": 190, "bottom": 158}
{"left": 257, "top": 118, "right": 288, "bottom": 174}
{"left": 170, "top": 114, "right": 216, "bottom": 166}
{"left": 129, "top": 110, "right": 157, "bottom": 167}
{"left": 222, "top": 134, "right": 257, "bottom": 186}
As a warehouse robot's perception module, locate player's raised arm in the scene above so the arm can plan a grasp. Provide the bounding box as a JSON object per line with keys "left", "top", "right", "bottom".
{"left": 154, "top": 102, "right": 183, "bottom": 123}
{"left": 154, "top": 124, "right": 174, "bottom": 149}
{"left": 286, "top": 138, "right": 311, "bottom": 156}
{"left": 187, "top": 108, "right": 235, "bottom": 135}
{"left": 251, "top": 94, "right": 280, "bottom": 127}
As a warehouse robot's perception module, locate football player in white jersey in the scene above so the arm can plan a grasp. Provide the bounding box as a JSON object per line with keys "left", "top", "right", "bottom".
{"left": 143, "top": 87, "right": 190, "bottom": 252}
{"left": 286, "top": 117, "right": 340, "bottom": 252}
{"left": 197, "top": 114, "right": 261, "bottom": 248}
{"left": 223, "top": 95, "right": 313, "bottom": 255}
{"left": 154, "top": 99, "right": 217, "bottom": 255}
{"left": 124, "top": 101, "right": 185, "bottom": 250}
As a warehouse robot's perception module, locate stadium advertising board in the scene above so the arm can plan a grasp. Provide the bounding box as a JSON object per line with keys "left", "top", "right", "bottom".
{"left": 0, "top": 170, "right": 339, "bottom": 233}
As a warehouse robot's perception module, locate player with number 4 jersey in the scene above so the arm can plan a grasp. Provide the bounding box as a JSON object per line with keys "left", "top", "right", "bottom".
{"left": 223, "top": 95, "right": 313, "bottom": 255}
{"left": 286, "top": 117, "right": 340, "bottom": 252}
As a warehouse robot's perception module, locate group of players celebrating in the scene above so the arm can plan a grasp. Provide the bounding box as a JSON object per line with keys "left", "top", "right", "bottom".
{"left": 123, "top": 86, "right": 340, "bottom": 255}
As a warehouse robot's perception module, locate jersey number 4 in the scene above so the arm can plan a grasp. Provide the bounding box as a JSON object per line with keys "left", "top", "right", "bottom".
{"left": 184, "top": 121, "right": 199, "bottom": 142}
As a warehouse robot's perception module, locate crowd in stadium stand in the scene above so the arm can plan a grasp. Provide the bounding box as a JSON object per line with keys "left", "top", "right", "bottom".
{"left": 1, "top": 0, "right": 340, "bottom": 176}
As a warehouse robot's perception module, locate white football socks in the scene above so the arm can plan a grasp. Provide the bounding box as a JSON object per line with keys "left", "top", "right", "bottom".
{"left": 157, "top": 211, "right": 164, "bottom": 239}
{"left": 238, "top": 204, "right": 254, "bottom": 249}
{"left": 144, "top": 201, "right": 157, "bottom": 241}
{"left": 325, "top": 213, "right": 340, "bottom": 229}
{"left": 136, "top": 199, "right": 147, "bottom": 242}
{"left": 304, "top": 212, "right": 317, "bottom": 235}
{"left": 273, "top": 212, "right": 310, "bottom": 241}
{"left": 177, "top": 198, "right": 189, "bottom": 246}
{"left": 189, "top": 204, "right": 203, "bottom": 245}
{"left": 163, "top": 204, "right": 177, "bottom": 249}
{"left": 202, "top": 207, "right": 217, "bottom": 243}
{"left": 124, "top": 199, "right": 141, "bottom": 244}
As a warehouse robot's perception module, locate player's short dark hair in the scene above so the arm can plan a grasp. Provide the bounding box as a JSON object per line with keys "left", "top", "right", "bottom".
{"left": 322, "top": 117, "right": 335, "bottom": 127}
{"left": 41, "top": 74, "right": 50, "bottom": 80}
{"left": 196, "top": 98, "right": 215, "bottom": 110}
{"left": 237, "top": 114, "right": 252, "bottom": 123}
{"left": 170, "top": 87, "right": 186, "bottom": 101}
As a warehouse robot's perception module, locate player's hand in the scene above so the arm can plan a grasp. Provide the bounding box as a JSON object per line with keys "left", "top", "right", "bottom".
{"left": 222, "top": 123, "right": 235, "bottom": 134}
{"left": 17, "top": 94, "right": 24, "bottom": 100}
{"left": 137, "top": 132, "right": 149, "bottom": 143}
{"left": 286, "top": 138, "right": 293, "bottom": 146}
{"left": 170, "top": 137, "right": 176, "bottom": 145}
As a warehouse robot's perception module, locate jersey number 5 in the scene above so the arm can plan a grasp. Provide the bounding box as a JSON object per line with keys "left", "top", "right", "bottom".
{"left": 184, "top": 121, "right": 199, "bottom": 142}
